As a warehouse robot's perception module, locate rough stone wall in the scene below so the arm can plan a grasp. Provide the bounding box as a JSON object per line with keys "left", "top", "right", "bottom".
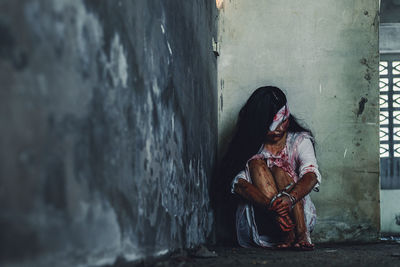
{"left": 0, "top": 1, "right": 217, "bottom": 266}
{"left": 217, "top": 0, "right": 380, "bottom": 243}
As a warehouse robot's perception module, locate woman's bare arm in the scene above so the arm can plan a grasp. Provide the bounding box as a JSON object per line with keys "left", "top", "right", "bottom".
{"left": 234, "top": 178, "right": 270, "bottom": 207}
{"left": 270, "top": 173, "right": 318, "bottom": 216}
{"left": 234, "top": 178, "right": 295, "bottom": 231}
{"left": 289, "top": 172, "right": 318, "bottom": 202}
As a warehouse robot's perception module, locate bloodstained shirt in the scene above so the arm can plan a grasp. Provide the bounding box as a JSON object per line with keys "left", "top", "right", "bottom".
{"left": 231, "top": 131, "right": 321, "bottom": 247}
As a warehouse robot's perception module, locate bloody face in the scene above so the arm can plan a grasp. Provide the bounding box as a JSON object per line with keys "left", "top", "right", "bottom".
{"left": 266, "top": 118, "right": 289, "bottom": 142}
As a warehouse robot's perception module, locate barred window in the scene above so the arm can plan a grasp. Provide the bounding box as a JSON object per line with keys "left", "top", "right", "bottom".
{"left": 380, "top": 54, "right": 400, "bottom": 189}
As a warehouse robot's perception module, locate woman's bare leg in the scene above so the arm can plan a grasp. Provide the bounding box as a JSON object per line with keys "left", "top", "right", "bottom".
{"left": 271, "top": 166, "right": 296, "bottom": 248}
{"left": 248, "top": 159, "right": 278, "bottom": 200}
{"left": 246, "top": 159, "right": 295, "bottom": 233}
{"left": 270, "top": 166, "right": 293, "bottom": 192}
{"left": 271, "top": 166, "right": 313, "bottom": 249}
{"left": 292, "top": 200, "right": 314, "bottom": 250}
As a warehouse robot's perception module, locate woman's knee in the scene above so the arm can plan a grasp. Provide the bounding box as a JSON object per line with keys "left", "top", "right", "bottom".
{"left": 248, "top": 158, "right": 267, "bottom": 170}
{"left": 271, "top": 166, "right": 292, "bottom": 186}
{"left": 271, "top": 165, "right": 285, "bottom": 176}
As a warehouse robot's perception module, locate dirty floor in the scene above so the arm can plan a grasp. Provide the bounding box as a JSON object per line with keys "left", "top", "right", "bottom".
{"left": 134, "top": 241, "right": 400, "bottom": 267}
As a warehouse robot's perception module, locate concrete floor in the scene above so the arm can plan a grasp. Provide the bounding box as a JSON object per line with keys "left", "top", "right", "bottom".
{"left": 132, "top": 241, "right": 400, "bottom": 267}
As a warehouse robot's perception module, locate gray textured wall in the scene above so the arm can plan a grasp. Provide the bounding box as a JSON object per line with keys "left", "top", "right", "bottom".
{"left": 217, "top": 0, "right": 380, "bottom": 243}
{"left": 0, "top": 0, "right": 217, "bottom": 266}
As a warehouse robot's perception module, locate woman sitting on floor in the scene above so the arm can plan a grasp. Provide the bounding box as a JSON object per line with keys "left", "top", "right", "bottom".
{"left": 220, "top": 86, "right": 321, "bottom": 250}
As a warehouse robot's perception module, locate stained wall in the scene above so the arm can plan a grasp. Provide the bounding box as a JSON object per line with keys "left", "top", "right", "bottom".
{"left": 217, "top": 0, "right": 380, "bottom": 242}
{"left": 0, "top": 1, "right": 217, "bottom": 266}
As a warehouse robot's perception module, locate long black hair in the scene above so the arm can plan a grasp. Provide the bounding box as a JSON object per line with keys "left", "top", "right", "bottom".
{"left": 219, "top": 86, "right": 312, "bottom": 191}
{"left": 213, "top": 86, "right": 313, "bottom": 244}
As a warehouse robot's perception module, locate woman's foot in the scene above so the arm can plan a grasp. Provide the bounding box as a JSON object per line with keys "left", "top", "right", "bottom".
{"left": 276, "top": 230, "right": 295, "bottom": 249}
{"left": 293, "top": 232, "right": 314, "bottom": 251}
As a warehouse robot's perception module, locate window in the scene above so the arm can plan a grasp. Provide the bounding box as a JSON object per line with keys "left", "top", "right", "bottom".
{"left": 380, "top": 54, "right": 400, "bottom": 189}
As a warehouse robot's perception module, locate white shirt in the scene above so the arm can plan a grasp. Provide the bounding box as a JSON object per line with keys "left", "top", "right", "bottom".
{"left": 230, "top": 131, "right": 321, "bottom": 247}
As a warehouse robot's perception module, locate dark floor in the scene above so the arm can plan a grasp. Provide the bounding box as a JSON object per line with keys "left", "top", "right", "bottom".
{"left": 141, "top": 241, "right": 400, "bottom": 267}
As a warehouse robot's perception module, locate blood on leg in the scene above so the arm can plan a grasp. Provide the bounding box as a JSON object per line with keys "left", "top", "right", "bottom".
{"left": 292, "top": 200, "right": 314, "bottom": 250}
{"left": 248, "top": 159, "right": 278, "bottom": 199}
{"left": 248, "top": 159, "right": 294, "bottom": 233}
{"left": 271, "top": 166, "right": 293, "bottom": 191}
{"left": 270, "top": 166, "right": 296, "bottom": 247}
{"left": 271, "top": 166, "right": 314, "bottom": 249}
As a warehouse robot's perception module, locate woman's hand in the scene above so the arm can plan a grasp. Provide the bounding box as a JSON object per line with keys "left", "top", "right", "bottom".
{"left": 270, "top": 195, "right": 292, "bottom": 216}
{"left": 275, "top": 213, "right": 295, "bottom": 232}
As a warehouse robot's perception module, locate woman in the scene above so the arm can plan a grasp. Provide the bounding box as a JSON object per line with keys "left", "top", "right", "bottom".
{"left": 220, "top": 86, "right": 321, "bottom": 250}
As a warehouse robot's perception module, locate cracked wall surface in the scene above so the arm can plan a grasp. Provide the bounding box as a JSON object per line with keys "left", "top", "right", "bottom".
{"left": 0, "top": 0, "right": 217, "bottom": 266}
{"left": 217, "top": 0, "right": 380, "bottom": 243}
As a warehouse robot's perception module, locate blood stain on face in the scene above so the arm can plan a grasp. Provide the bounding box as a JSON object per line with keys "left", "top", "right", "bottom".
{"left": 266, "top": 119, "right": 289, "bottom": 142}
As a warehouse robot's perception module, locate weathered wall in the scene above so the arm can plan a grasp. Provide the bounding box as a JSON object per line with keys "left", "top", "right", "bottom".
{"left": 217, "top": 0, "right": 380, "bottom": 242}
{"left": 0, "top": 0, "right": 217, "bottom": 266}
{"left": 380, "top": 190, "right": 400, "bottom": 234}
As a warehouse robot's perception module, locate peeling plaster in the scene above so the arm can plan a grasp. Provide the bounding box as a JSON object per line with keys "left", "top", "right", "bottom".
{"left": 109, "top": 34, "right": 129, "bottom": 88}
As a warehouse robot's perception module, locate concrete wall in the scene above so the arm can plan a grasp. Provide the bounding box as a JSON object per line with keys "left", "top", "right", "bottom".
{"left": 0, "top": 1, "right": 217, "bottom": 266}
{"left": 380, "top": 190, "right": 400, "bottom": 234}
{"left": 217, "top": 0, "right": 380, "bottom": 242}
